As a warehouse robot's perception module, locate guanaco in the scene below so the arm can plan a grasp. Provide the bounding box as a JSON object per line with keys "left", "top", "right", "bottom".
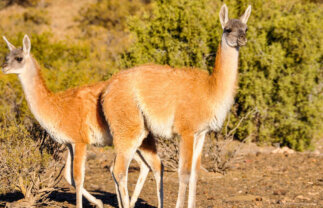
{"left": 2, "top": 35, "right": 163, "bottom": 208}
{"left": 101, "top": 4, "right": 251, "bottom": 208}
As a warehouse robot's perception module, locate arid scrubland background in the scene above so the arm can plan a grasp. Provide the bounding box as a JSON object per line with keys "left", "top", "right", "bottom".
{"left": 0, "top": 0, "right": 322, "bottom": 207}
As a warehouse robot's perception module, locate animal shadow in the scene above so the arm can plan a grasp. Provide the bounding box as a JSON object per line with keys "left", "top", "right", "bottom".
{"left": 48, "top": 189, "right": 156, "bottom": 208}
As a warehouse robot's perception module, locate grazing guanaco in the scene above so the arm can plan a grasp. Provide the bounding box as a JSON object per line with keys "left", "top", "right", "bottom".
{"left": 1, "top": 35, "right": 163, "bottom": 208}
{"left": 102, "top": 4, "right": 251, "bottom": 208}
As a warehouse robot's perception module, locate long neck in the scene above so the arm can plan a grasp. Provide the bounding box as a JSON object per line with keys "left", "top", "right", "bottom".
{"left": 18, "top": 57, "right": 52, "bottom": 117}
{"left": 211, "top": 36, "right": 239, "bottom": 98}
{"left": 208, "top": 36, "right": 240, "bottom": 130}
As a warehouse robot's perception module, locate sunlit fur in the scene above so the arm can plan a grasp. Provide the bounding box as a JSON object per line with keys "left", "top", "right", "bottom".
{"left": 102, "top": 4, "right": 251, "bottom": 208}
{"left": 2, "top": 35, "right": 163, "bottom": 208}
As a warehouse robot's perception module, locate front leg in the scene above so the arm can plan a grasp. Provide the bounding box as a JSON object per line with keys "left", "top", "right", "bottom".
{"left": 65, "top": 143, "right": 103, "bottom": 208}
{"left": 73, "top": 143, "right": 87, "bottom": 208}
{"left": 176, "top": 134, "right": 194, "bottom": 208}
{"left": 188, "top": 131, "right": 206, "bottom": 208}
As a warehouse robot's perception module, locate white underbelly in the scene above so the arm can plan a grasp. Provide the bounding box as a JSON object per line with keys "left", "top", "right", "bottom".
{"left": 88, "top": 125, "right": 113, "bottom": 146}
{"left": 145, "top": 115, "right": 174, "bottom": 139}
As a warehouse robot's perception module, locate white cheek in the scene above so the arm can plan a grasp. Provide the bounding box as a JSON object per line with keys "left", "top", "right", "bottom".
{"left": 8, "top": 65, "right": 27, "bottom": 74}
{"left": 222, "top": 35, "right": 237, "bottom": 48}
{"left": 19, "top": 64, "right": 28, "bottom": 73}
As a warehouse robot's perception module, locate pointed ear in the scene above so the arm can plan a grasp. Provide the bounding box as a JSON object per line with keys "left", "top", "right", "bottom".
{"left": 3, "top": 36, "right": 16, "bottom": 51}
{"left": 219, "top": 4, "right": 229, "bottom": 29}
{"left": 240, "top": 5, "right": 252, "bottom": 24}
{"left": 23, "top": 34, "right": 31, "bottom": 55}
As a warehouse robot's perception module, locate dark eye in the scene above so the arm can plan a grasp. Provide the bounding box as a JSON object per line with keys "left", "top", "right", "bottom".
{"left": 245, "top": 28, "right": 248, "bottom": 32}
{"left": 224, "top": 28, "right": 232, "bottom": 33}
{"left": 15, "top": 57, "right": 23, "bottom": 62}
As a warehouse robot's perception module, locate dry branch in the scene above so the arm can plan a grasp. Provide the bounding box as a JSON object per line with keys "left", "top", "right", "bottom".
{"left": 0, "top": 117, "right": 65, "bottom": 207}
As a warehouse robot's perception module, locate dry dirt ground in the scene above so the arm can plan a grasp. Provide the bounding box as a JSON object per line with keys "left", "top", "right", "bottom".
{"left": 0, "top": 1, "right": 322, "bottom": 207}
{"left": 57, "top": 146, "right": 323, "bottom": 208}
{"left": 3, "top": 142, "right": 322, "bottom": 208}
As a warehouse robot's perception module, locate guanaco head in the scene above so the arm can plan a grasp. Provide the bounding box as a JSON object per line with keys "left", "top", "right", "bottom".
{"left": 2, "top": 35, "right": 31, "bottom": 74}
{"left": 219, "top": 4, "right": 251, "bottom": 48}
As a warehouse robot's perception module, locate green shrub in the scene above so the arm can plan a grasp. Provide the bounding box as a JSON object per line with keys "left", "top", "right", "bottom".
{"left": 0, "top": 115, "right": 64, "bottom": 206}
{"left": 23, "top": 8, "right": 50, "bottom": 25}
{"left": 120, "top": 0, "right": 219, "bottom": 71}
{"left": 76, "top": 0, "right": 152, "bottom": 78}
{"left": 120, "top": 0, "right": 323, "bottom": 150}
{"left": 78, "top": 0, "right": 150, "bottom": 32}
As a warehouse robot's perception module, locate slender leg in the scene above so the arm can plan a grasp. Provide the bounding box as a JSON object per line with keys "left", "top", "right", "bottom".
{"left": 112, "top": 131, "right": 147, "bottom": 208}
{"left": 130, "top": 153, "right": 150, "bottom": 208}
{"left": 130, "top": 134, "right": 164, "bottom": 208}
{"left": 110, "top": 158, "right": 122, "bottom": 207}
{"left": 176, "top": 134, "right": 194, "bottom": 208}
{"left": 188, "top": 132, "right": 206, "bottom": 208}
{"left": 65, "top": 144, "right": 103, "bottom": 208}
{"left": 112, "top": 153, "right": 135, "bottom": 208}
{"left": 103, "top": 92, "right": 149, "bottom": 208}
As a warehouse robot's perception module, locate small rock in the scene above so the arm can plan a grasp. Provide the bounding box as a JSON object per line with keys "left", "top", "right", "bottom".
{"left": 87, "top": 152, "right": 97, "bottom": 160}
{"left": 213, "top": 172, "right": 224, "bottom": 179}
{"left": 295, "top": 195, "right": 311, "bottom": 201}
{"left": 312, "top": 150, "right": 320, "bottom": 155}
{"left": 271, "top": 146, "right": 295, "bottom": 154}
{"left": 276, "top": 196, "right": 290, "bottom": 204}
{"left": 308, "top": 192, "right": 319, "bottom": 196}
{"left": 273, "top": 189, "right": 287, "bottom": 195}
{"left": 226, "top": 194, "right": 262, "bottom": 202}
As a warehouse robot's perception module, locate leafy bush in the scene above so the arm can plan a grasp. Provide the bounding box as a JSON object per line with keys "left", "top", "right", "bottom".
{"left": 78, "top": 0, "right": 150, "bottom": 32}
{"left": 120, "top": 0, "right": 323, "bottom": 150}
{"left": 0, "top": 115, "right": 64, "bottom": 206}
{"left": 76, "top": 0, "right": 153, "bottom": 67}
{"left": 120, "top": 0, "right": 219, "bottom": 70}
{"left": 23, "top": 8, "right": 50, "bottom": 25}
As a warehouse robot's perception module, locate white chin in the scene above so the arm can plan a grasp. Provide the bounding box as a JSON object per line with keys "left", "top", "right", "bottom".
{"left": 3, "top": 69, "right": 19, "bottom": 74}
{"left": 226, "top": 41, "right": 238, "bottom": 47}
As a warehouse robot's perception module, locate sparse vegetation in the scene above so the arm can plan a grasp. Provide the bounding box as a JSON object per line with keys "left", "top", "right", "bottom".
{"left": 23, "top": 8, "right": 50, "bottom": 25}
{"left": 0, "top": 0, "right": 322, "bottom": 205}
{"left": 0, "top": 114, "right": 64, "bottom": 207}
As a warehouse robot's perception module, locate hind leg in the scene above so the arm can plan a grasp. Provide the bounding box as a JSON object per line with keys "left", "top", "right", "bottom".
{"left": 130, "top": 153, "right": 150, "bottom": 208}
{"left": 111, "top": 130, "right": 147, "bottom": 208}
{"left": 109, "top": 109, "right": 147, "bottom": 208}
{"left": 103, "top": 85, "right": 150, "bottom": 207}
{"left": 130, "top": 133, "right": 164, "bottom": 208}
{"left": 65, "top": 144, "right": 103, "bottom": 208}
